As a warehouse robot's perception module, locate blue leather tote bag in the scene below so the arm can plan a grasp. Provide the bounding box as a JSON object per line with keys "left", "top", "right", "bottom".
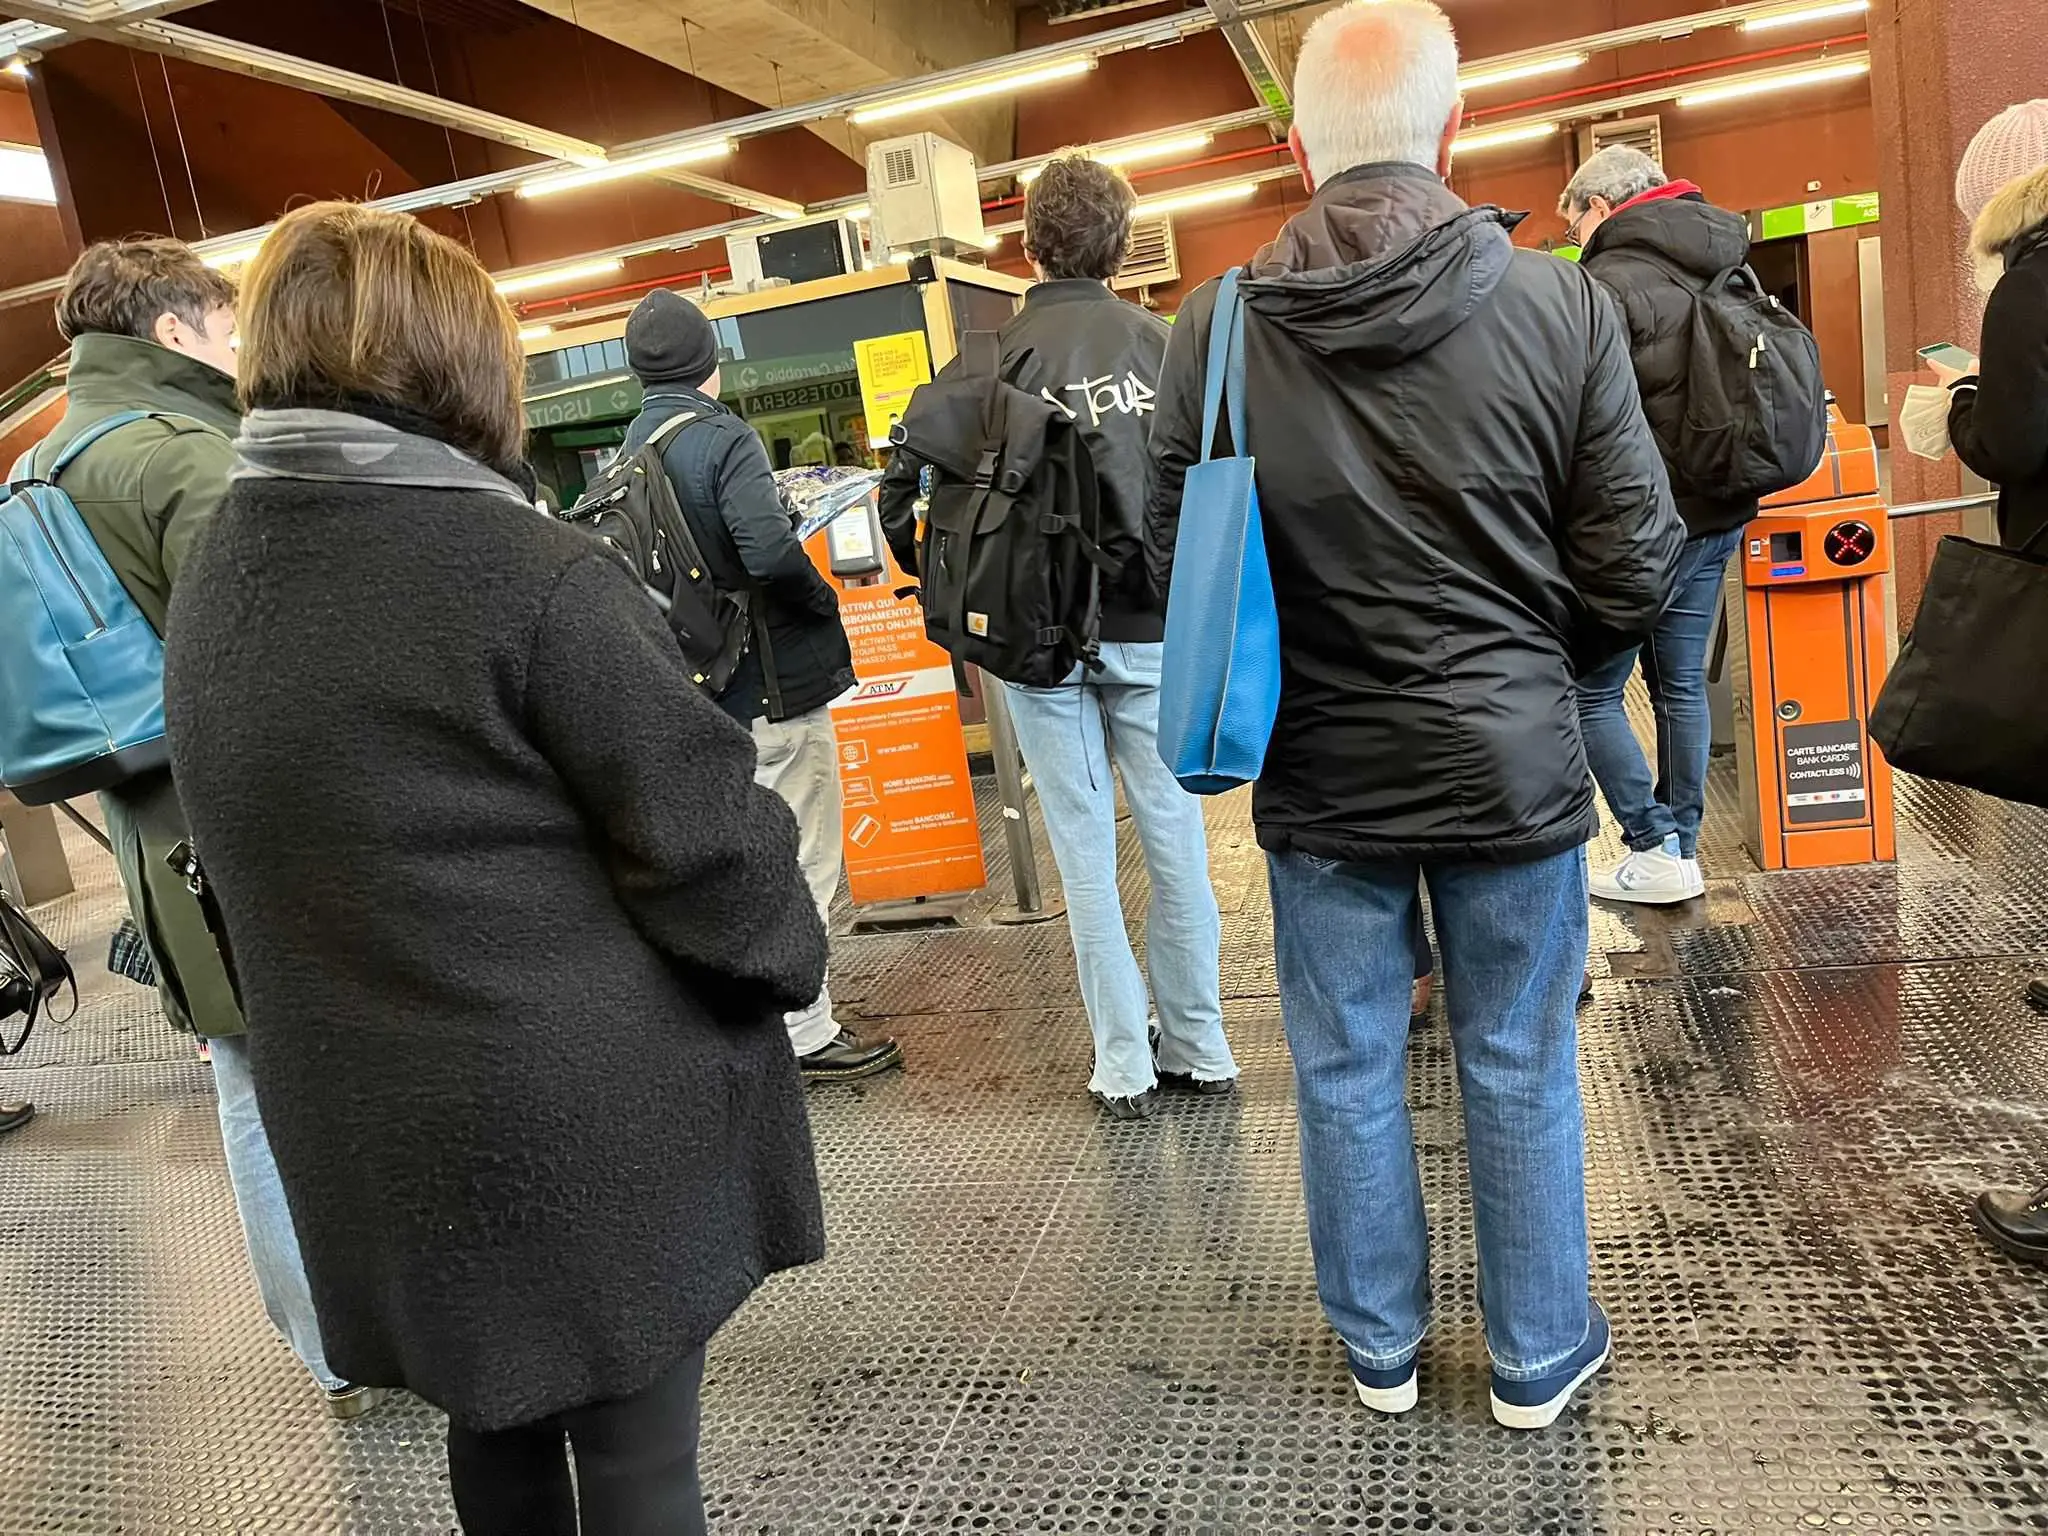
{"left": 1157, "top": 269, "right": 1282, "bottom": 796}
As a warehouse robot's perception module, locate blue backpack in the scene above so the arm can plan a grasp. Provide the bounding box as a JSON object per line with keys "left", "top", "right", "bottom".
{"left": 0, "top": 412, "right": 185, "bottom": 805}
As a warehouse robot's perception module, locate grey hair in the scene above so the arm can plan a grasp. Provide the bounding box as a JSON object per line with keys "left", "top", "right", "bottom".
{"left": 1292, "top": 0, "right": 1462, "bottom": 185}
{"left": 1559, "top": 145, "right": 1669, "bottom": 218}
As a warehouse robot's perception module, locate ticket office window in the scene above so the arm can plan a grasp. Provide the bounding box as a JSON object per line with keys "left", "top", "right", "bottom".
{"left": 711, "top": 287, "right": 931, "bottom": 472}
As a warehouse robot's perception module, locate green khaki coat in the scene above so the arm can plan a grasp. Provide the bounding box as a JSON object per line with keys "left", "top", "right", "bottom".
{"left": 35, "top": 334, "right": 243, "bottom": 1037}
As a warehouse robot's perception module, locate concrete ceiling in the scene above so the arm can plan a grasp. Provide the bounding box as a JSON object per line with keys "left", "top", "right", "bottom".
{"left": 511, "top": 0, "right": 1020, "bottom": 168}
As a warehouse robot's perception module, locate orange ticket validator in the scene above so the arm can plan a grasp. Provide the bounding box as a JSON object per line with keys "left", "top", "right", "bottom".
{"left": 1727, "top": 407, "right": 1896, "bottom": 871}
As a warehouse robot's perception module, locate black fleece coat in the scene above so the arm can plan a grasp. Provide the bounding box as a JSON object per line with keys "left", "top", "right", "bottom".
{"left": 1146, "top": 163, "right": 1682, "bottom": 865}
{"left": 163, "top": 466, "right": 827, "bottom": 1432}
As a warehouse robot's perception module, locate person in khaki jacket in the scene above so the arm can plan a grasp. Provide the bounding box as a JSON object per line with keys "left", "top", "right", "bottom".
{"left": 31, "top": 240, "right": 379, "bottom": 1418}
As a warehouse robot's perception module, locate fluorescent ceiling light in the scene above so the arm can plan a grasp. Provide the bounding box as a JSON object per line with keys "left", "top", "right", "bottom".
{"left": 842, "top": 204, "right": 871, "bottom": 222}
{"left": 2, "top": 58, "right": 28, "bottom": 79}
{"left": 1743, "top": 0, "right": 1869, "bottom": 32}
{"left": 518, "top": 140, "right": 730, "bottom": 200}
{"left": 1018, "top": 130, "right": 1215, "bottom": 183}
{"left": 981, "top": 232, "right": 1005, "bottom": 249}
{"left": 1458, "top": 54, "right": 1588, "bottom": 93}
{"left": 0, "top": 145, "right": 53, "bottom": 205}
{"left": 1454, "top": 121, "right": 1560, "bottom": 153}
{"left": 1679, "top": 58, "right": 1870, "bottom": 107}
{"left": 850, "top": 58, "right": 1095, "bottom": 126}
{"left": 518, "top": 325, "right": 554, "bottom": 343}
{"left": 1136, "top": 180, "right": 1259, "bottom": 218}
{"left": 495, "top": 258, "right": 624, "bottom": 297}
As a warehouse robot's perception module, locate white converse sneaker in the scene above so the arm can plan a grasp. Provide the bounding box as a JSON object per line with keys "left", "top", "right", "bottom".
{"left": 1590, "top": 835, "right": 1704, "bottom": 906}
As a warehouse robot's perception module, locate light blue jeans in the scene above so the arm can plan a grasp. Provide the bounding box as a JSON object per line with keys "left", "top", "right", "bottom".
{"left": 1268, "top": 846, "right": 1592, "bottom": 1381}
{"left": 207, "top": 1034, "right": 345, "bottom": 1392}
{"left": 1004, "top": 641, "right": 1236, "bottom": 1099}
{"left": 1578, "top": 527, "right": 1743, "bottom": 858}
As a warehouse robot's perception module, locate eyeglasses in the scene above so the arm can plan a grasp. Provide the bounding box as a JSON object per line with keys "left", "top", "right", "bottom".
{"left": 1564, "top": 211, "right": 1588, "bottom": 248}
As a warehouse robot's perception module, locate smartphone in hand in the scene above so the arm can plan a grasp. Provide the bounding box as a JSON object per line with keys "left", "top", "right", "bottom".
{"left": 1917, "top": 342, "right": 1979, "bottom": 376}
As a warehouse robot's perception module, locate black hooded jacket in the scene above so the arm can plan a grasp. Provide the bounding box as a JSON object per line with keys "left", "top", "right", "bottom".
{"left": 1145, "top": 163, "right": 1683, "bottom": 865}
{"left": 1580, "top": 188, "right": 1762, "bottom": 538}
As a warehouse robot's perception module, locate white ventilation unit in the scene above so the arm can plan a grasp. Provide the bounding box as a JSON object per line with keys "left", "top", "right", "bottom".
{"left": 1111, "top": 214, "right": 1179, "bottom": 294}
{"left": 865, "top": 132, "right": 985, "bottom": 256}
{"left": 1581, "top": 114, "right": 1665, "bottom": 166}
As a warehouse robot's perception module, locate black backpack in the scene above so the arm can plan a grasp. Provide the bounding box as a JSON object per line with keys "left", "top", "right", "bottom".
{"left": 885, "top": 335, "right": 1114, "bottom": 688}
{"left": 0, "top": 887, "right": 73, "bottom": 1057}
{"left": 1659, "top": 260, "right": 1828, "bottom": 500}
{"left": 562, "top": 413, "right": 751, "bottom": 695}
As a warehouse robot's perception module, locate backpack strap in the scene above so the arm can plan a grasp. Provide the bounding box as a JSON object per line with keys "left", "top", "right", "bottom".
{"left": 1198, "top": 269, "right": 1248, "bottom": 463}
{"left": 641, "top": 410, "right": 703, "bottom": 453}
{"left": 12, "top": 411, "right": 224, "bottom": 488}
{"left": 961, "top": 330, "right": 1002, "bottom": 379}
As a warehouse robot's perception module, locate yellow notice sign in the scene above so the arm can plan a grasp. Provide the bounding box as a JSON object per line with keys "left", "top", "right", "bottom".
{"left": 854, "top": 331, "right": 933, "bottom": 447}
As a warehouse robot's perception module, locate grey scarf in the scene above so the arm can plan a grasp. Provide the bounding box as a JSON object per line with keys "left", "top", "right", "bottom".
{"left": 233, "top": 408, "right": 530, "bottom": 507}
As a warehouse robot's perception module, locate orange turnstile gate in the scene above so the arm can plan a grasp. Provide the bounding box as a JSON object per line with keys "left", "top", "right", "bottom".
{"left": 1725, "top": 409, "right": 1897, "bottom": 871}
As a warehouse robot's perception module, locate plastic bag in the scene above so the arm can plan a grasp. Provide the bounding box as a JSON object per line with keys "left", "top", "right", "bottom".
{"left": 1899, "top": 383, "right": 1954, "bottom": 462}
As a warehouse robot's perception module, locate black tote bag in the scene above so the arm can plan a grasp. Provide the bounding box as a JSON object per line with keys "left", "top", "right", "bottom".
{"left": 1870, "top": 528, "right": 2048, "bottom": 808}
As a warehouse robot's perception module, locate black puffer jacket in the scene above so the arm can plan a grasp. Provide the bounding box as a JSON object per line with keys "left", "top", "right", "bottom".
{"left": 1580, "top": 185, "right": 1762, "bottom": 538}
{"left": 164, "top": 466, "right": 826, "bottom": 1431}
{"left": 1146, "top": 162, "right": 1683, "bottom": 864}
{"left": 1951, "top": 167, "right": 2048, "bottom": 552}
{"left": 625, "top": 388, "right": 855, "bottom": 724}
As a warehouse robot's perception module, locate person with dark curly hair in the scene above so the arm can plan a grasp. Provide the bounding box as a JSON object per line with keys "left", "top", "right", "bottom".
{"left": 886, "top": 155, "right": 1239, "bottom": 1121}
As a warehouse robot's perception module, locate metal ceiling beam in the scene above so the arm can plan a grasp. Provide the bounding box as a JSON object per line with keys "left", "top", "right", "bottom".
{"left": 1204, "top": 0, "right": 1294, "bottom": 117}
{"left": 654, "top": 170, "right": 805, "bottom": 220}
{"left": 114, "top": 21, "right": 613, "bottom": 165}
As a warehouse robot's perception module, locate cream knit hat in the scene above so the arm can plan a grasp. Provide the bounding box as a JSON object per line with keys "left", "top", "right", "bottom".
{"left": 1956, "top": 100, "right": 2048, "bottom": 222}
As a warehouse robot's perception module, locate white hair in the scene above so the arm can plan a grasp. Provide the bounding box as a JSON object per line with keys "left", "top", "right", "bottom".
{"left": 1560, "top": 145, "right": 1668, "bottom": 218}
{"left": 1290, "top": 0, "right": 1462, "bottom": 185}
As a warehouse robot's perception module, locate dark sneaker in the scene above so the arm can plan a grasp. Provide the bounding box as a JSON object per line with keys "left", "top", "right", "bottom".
{"left": 324, "top": 1384, "right": 390, "bottom": 1422}
{"left": 2027, "top": 977, "right": 2048, "bottom": 1011}
{"left": 1490, "top": 1301, "right": 1611, "bottom": 1430}
{"left": 799, "top": 1031, "right": 904, "bottom": 1084}
{"left": 1349, "top": 1346, "right": 1420, "bottom": 1415}
{"left": 1578, "top": 971, "right": 1595, "bottom": 1008}
{"left": 1973, "top": 1187, "right": 2048, "bottom": 1267}
{"left": 1155, "top": 1070, "right": 1236, "bottom": 1098}
{"left": 1092, "top": 1088, "right": 1161, "bottom": 1122}
{"left": 0, "top": 1101, "right": 32, "bottom": 1136}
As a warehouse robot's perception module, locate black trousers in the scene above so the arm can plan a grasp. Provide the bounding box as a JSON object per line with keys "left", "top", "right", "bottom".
{"left": 447, "top": 1350, "right": 707, "bottom": 1536}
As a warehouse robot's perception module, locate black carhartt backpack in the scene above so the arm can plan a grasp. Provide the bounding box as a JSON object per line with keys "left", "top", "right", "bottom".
{"left": 561, "top": 412, "right": 751, "bottom": 695}
{"left": 1658, "top": 259, "right": 1828, "bottom": 500}
{"left": 885, "top": 335, "right": 1113, "bottom": 688}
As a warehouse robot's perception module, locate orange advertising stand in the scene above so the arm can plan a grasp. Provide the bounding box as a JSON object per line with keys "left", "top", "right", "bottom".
{"left": 811, "top": 515, "right": 987, "bottom": 907}
{"left": 1726, "top": 408, "right": 1897, "bottom": 871}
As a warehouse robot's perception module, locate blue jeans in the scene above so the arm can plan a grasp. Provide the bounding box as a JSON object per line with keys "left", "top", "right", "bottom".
{"left": 1004, "top": 642, "right": 1236, "bottom": 1098}
{"left": 1268, "top": 847, "right": 1592, "bottom": 1380}
{"left": 207, "top": 1034, "right": 345, "bottom": 1392}
{"left": 1577, "top": 527, "right": 1743, "bottom": 858}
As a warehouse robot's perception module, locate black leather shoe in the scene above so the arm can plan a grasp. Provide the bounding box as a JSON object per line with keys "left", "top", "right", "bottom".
{"left": 1093, "top": 1089, "right": 1161, "bottom": 1122}
{"left": 1156, "top": 1070, "right": 1236, "bottom": 1098}
{"left": 798, "top": 1030, "right": 903, "bottom": 1084}
{"left": 1973, "top": 1187, "right": 2048, "bottom": 1267}
{"left": 2027, "top": 977, "right": 2048, "bottom": 1011}
{"left": 0, "top": 1101, "right": 33, "bottom": 1136}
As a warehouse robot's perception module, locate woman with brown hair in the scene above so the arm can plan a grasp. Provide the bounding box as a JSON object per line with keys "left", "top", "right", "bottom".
{"left": 161, "top": 201, "right": 828, "bottom": 1533}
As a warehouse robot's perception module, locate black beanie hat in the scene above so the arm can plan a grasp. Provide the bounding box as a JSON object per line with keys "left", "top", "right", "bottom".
{"left": 625, "top": 289, "right": 720, "bottom": 389}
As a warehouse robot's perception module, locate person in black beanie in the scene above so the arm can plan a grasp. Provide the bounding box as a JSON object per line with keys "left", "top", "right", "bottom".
{"left": 620, "top": 289, "right": 903, "bottom": 1086}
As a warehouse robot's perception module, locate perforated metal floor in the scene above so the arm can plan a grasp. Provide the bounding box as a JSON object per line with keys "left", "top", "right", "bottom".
{"left": 6, "top": 742, "right": 2048, "bottom": 1534}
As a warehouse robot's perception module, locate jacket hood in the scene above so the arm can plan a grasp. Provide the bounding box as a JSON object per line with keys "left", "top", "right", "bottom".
{"left": 1973, "top": 164, "right": 2048, "bottom": 265}
{"left": 1241, "top": 162, "right": 1519, "bottom": 366}
{"left": 62, "top": 332, "right": 241, "bottom": 435}
{"left": 1585, "top": 191, "right": 1752, "bottom": 279}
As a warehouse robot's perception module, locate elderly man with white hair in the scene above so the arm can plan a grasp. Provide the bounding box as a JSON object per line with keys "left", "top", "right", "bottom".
{"left": 1147, "top": 0, "right": 1682, "bottom": 1429}
{"left": 1559, "top": 145, "right": 1764, "bottom": 907}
